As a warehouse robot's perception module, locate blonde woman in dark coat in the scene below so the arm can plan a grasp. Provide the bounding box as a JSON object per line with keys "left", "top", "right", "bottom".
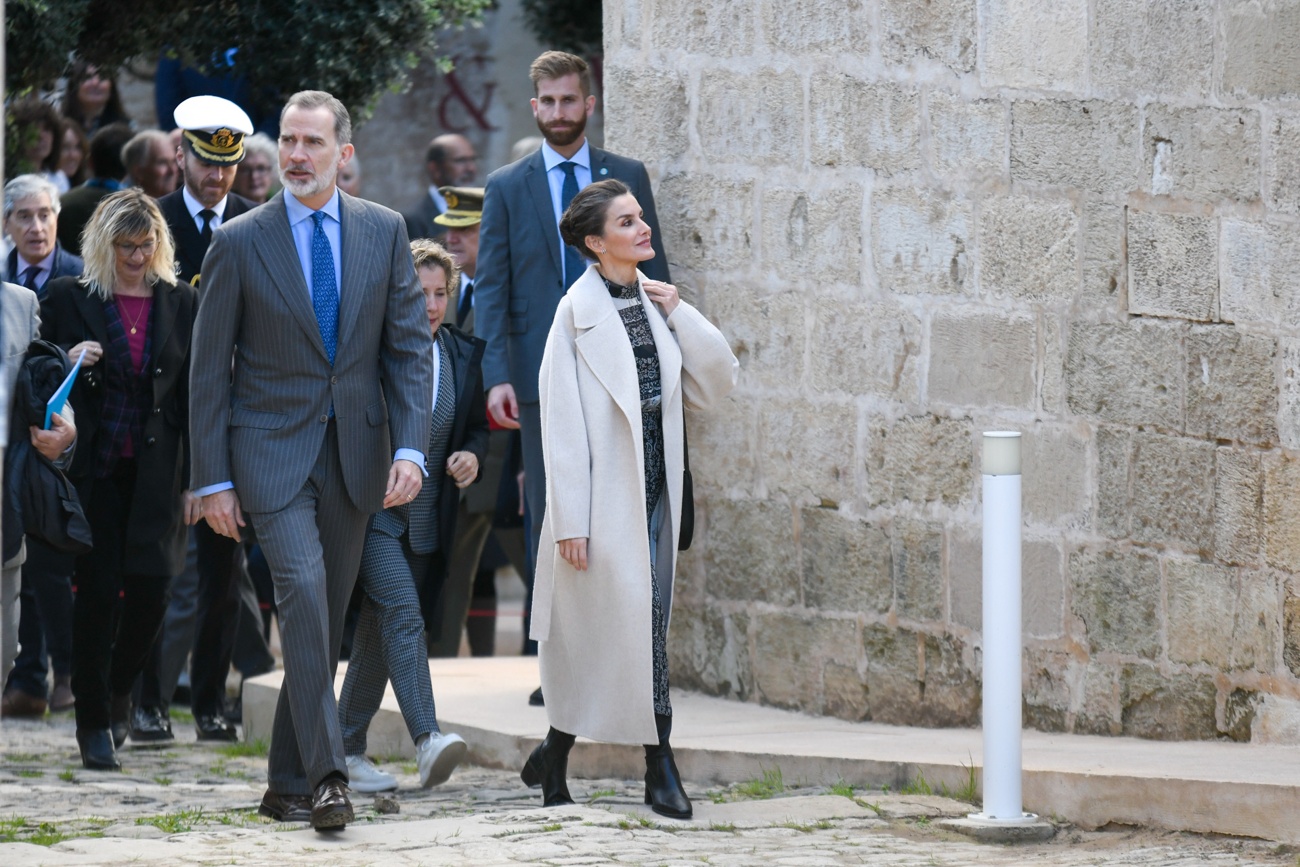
{"left": 41, "top": 189, "right": 197, "bottom": 770}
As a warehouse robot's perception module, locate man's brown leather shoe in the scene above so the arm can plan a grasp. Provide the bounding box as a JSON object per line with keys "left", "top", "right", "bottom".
{"left": 257, "top": 789, "right": 311, "bottom": 823}
{"left": 0, "top": 688, "right": 47, "bottom": 718}
{"left": 310, "top": 778, "right": 353, "bottom": 831}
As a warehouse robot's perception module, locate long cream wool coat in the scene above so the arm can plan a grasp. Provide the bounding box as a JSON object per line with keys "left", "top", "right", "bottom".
{"left": 532, "top": 265, "right": 739, "bottom": 745}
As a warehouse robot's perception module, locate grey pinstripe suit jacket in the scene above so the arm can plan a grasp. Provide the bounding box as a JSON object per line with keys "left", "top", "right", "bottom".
{"left": 189, "top": 191, "right": 434, "bottom": 515}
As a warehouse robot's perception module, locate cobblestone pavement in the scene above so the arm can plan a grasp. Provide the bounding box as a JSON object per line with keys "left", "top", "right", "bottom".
{"left": 2, "top": 714, "right": 1298, "bottom": 866}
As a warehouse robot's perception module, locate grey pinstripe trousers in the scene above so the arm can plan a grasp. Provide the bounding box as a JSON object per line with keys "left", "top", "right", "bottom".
{"left": 337, "top": 532, "right": 439, "bottom": 755}
{"left": 248, "top": 422, "right": 368, "bottom": 796}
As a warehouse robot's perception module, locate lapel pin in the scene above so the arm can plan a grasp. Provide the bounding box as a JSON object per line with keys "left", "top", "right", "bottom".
{"left": 600, "top": 167, "right": 608, "bottom": 176}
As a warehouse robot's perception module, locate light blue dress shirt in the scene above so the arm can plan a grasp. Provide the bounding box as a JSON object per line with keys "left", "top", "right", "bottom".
{"left": 541, "top": 140, "right": 592, "bottom": 270}
{"left": 194, "top": 189, "right": 425, "bottom": 499}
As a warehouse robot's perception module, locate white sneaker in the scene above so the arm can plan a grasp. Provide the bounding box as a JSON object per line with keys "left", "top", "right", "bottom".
{"left": 345, "top": 754, "right": 397, "bottom": 793}
{"left": 418, "top": 732, "right": 467, "bottom": 788}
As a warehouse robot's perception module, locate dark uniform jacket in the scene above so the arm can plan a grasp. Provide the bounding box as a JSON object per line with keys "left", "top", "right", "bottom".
{"left": 156, "top": 189, "right": 258, "bottom": 287}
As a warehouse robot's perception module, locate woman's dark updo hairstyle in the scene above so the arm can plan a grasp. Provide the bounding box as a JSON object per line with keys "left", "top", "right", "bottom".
{"left": 559, "top": 178, "right": 631, "bottom": 259}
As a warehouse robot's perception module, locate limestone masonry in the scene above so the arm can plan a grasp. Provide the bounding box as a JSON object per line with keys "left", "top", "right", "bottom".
{"left": 603, "top": 0, "right": 1300, "bottom": 743}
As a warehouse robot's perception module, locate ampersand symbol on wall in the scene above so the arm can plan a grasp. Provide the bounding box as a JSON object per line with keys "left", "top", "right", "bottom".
{"left": 439, "top": 53, "right": 498, "bottom": 133}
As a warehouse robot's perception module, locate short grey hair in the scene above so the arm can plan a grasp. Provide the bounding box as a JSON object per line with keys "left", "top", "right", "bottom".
{"left": 4, "top": 174, "right": 62, "bottom": 220}
{"left": 281, "top": 90, "right": 352, "bottom": 145}
{"left": 242, "top": 131, "right": 277, "bottom": 164}
{"left": 121, "top": 129, "right": 171, "bottom": 170}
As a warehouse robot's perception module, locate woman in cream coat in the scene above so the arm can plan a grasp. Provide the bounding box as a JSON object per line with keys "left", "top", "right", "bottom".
{"left": 523, "top": 180, "right": 738, "bottom": 819}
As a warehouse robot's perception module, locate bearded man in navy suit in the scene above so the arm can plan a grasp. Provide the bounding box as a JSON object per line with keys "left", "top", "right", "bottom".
{"left": 473, "top": 52, "right": 670, "bottom": 675}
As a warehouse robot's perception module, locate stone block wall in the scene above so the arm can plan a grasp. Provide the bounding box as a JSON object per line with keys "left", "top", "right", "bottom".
{"left": 604, "top": 0, "right": 1300, "bottom": 743}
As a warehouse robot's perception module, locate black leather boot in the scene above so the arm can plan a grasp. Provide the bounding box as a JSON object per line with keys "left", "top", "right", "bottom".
{"left": 77, "top": 728, "right": 121, "bottom": 771}
{"left": 644, "top": 713, "right": 691, "bottom": 819}
{"left": 520, "top": 727, "right": 575, "bottom": 806}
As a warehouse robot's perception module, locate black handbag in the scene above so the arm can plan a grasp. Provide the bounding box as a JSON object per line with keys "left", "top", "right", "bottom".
{"left": 678, "top": 424, "right": 694, "bottom": 551}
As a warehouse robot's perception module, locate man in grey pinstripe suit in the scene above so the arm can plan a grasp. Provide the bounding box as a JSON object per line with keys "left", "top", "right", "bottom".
{"left": 190, "top": 91, "right": 434, "bottom": 831}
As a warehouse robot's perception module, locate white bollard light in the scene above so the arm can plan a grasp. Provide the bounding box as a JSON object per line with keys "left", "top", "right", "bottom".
{"left": 973, "top": 431, "right": 1037, "bottom": 825}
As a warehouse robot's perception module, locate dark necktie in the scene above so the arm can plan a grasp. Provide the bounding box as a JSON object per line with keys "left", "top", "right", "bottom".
{"left": 559, "top": 161, "right": 584, "bottom": 287}
{"left": 21, "top": 266, "right": 41, "bottom": 294}
{"left": 199, "top": 209, "right": 216, "bottom": 246}
{"left": 310, "top": 211, "right": 339, "bottom": 365}
{"left": 457, "top": 279, "right": 473, "bottom": 328}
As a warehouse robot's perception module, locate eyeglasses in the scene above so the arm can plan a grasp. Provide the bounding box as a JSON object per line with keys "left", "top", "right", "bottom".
{"left": 114, "top": 239, "right": 157, "bottom": 256}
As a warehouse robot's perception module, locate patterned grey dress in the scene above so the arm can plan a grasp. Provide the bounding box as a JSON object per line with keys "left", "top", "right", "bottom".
{"left": 604, "top": 275, "right": 671, "bottom": 717}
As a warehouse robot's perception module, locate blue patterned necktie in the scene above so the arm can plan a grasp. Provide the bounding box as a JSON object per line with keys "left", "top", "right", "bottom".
{"left": 310, "top": 210, "right": 338, "bottom": 364}
{"left": 559, "top": 161, "right": 585, "bottom": 287}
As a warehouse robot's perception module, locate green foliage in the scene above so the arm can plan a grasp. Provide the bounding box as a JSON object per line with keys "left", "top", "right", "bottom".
{"left": 5, "top": 0, "right": 491, "bottom": 125}
{"left": 0, "top": 815, "right": 109, "bottom": 846}
{"left": 949, "top": 760, "right": 980, "bottom": 805}
{"left": 136, "top": 807, "right": 206, "bottom": 834}
{"left": 829, "top": 779, "right": 855, "bottom": 799}
{"left": 732, "top": 767, "right": 784, "bottom": 800}
{"left": 899, "top": 771, "right": 933, "bottom": 796}
{"left": 217, "top": 738, "right": 268, "bottom": 758}
{"left": 898, "top": 763, "right": 980, "bottom": 805}
{"left": 4, "top": 0, "right": 92, "bottom": 95}
{"left": 521, "top": 0, "right": 602, "bottom": 57}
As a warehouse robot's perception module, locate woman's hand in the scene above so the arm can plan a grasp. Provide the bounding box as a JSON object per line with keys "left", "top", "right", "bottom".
{"left": 68, "top": 340, "right": 103, "bottom": 368}
{"left": 446, "top": 450, "right": 479, "bottom": 488}
{"left": 642, "top": 279, "right": 680, "bottom": 316}
{"left": 182, "top": 490, "right": 204, "bottom": 526}
{"left": 558, "top": 537, "right": 588, "bottom": 571}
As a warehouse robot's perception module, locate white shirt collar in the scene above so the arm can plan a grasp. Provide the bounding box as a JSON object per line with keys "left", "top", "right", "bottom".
{"left": 428, "top": 185, "right": 448, "bottom": 213}
{"left": 285, "top": 187, "right": 341, "bottom": 227}
{"left": 182, "top": 185, "right": 229, "bottom": 221}
{"left": 541, "top": 139, "right": 591, "bottom": 173}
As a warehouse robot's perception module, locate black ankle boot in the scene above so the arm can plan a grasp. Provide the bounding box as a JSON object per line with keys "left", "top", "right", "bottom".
{"left": 76, "top": 728, "right": 121, "bottom": 771}
{"left": 520, "top": 727, "right": 575, "bottom": 806}
{"left": 644, "top": 713, "right": 691, "bottom": 819}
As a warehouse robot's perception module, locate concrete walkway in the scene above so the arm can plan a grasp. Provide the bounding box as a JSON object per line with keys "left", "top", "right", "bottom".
{"left": 243, "top": 656, "right": 1300, "bottom": 845}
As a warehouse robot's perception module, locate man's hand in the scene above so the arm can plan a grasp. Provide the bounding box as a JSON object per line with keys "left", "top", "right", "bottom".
{"left": 446, "top": 451, "right": 479, "bottom": 489}
{"left": 182, "top": 491, "right": 204, "bottom": 526}
{"left": 29, "top": 412, "right": 75, "bottom": 461}
{"left": 558, "top": 537, "right": 588, "bottom": 571}
{"left": 202, "top": 489, "right": 245, "bottom": 540}
{"left": 487, "top": 383, "right": 520, "bottom": 429}
{"left": 383, "top": 458, "right": 424, "bottom": 509}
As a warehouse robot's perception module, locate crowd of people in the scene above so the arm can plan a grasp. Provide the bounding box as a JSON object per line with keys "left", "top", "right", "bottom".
{"left": 2, "top": 49, "right": 738, "bottom": 833}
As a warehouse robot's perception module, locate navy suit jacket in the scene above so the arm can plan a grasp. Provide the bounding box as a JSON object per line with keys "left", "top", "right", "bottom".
{"left": 7, "top": 244, "right": 84, "bottom": 298}
{"left": 474, "top": 145, "right": 670, "bottom": 403}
